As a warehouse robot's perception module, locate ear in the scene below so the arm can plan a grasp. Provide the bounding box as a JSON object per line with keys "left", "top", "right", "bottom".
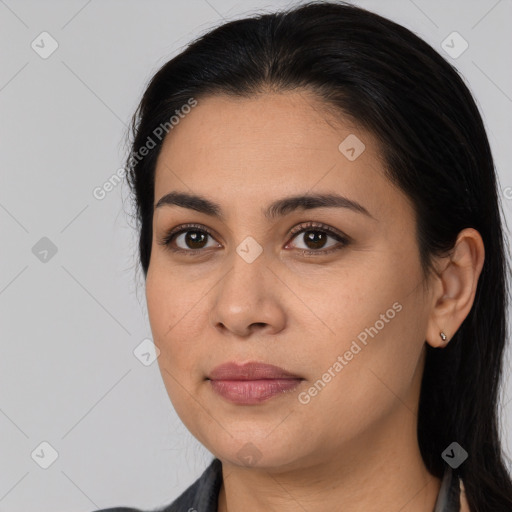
{"left": 425, "top": 228, "right": 485, "bottom": 348}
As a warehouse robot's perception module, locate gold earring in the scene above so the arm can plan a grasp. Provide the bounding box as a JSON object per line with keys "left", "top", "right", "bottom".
{"left": 440, "top": 331, "right": 447, "bottom": 342}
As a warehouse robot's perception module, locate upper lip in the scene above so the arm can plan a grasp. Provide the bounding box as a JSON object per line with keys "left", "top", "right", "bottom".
{"left": 207, "top": 361, "right": 302, "bottom": 380}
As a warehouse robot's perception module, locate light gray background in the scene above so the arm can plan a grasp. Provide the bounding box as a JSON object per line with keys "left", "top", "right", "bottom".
{"left": 1, "top": 0, "right": 511, "bottom": 511}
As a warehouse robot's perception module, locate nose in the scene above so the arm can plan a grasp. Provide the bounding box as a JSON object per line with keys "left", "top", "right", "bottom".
{"left": 208, "top": 249, "right": 287, "bottom": 338}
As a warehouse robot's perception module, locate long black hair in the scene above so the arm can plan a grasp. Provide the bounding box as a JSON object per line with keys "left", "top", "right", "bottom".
{"left": 123, "top": 1, "right": 512, "bottom": 509}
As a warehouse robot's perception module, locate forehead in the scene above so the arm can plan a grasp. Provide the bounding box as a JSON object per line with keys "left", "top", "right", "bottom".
{"left": 157, "top": 91, "right": 368, "bottom": 168}
{"left": 153, "top": 91, "right": 410, "bottom": 223}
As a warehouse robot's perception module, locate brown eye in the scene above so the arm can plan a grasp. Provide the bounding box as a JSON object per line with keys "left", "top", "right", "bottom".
{"left": 291, "top": 230, "right": 332, "bottom": 250}
{"left": 158, "top": 224, "right": 220, "bottom": 255}
{"left": 176, "top": 230, "right": 210, "bottom": 250}
{"left": 286, "top": 223, "right": 349, "bottom": 256}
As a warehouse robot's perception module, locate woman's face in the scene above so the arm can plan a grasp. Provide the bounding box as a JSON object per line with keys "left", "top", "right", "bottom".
{"left": 146, "top": 91, "right": 434, "bottom": 469}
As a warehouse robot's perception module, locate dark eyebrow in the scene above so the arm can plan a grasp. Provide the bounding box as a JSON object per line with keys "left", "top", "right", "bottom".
{"left": 154, "top": 191, "right": 376, "bottom": 221}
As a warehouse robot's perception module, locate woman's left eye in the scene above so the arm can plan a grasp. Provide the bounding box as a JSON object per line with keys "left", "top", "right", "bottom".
{"left": 157, "top": 222, "right": 350, "bottom": 257}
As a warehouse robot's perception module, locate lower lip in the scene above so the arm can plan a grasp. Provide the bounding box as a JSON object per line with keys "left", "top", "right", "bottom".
{"left": 208, "top": 378, "right": 302, "bottom": 404}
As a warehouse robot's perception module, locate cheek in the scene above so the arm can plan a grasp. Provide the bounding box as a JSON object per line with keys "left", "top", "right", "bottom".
{"left": 146, "top": 256, "right": 190, "bottom": 337}
{"left": 303, "top": 256, "right": 426, "bottom": 388}
{"left": 146, "top": 264, "right": 184, "bottom": 369}
{"left": 297, "top": 261, "right": 401, "bottom": 344}
{"left": 145, "top": 269, "right": 170, "bottom": 343}
{"left": 145, "top": 264, "right": 207, "bottom": 373}
{"left": 146, "top": 272, "right": 219, "bottom": 447}
{"left": 145, "top": 270, "right": 202, "bottom": 416}
{"left": 297, "top": 282, "right": 426, "bottom": 444}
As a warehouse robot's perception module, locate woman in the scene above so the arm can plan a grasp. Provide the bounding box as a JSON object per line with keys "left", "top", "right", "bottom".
{"left": 97, "top": 1, "right": 512, "bottom": 510}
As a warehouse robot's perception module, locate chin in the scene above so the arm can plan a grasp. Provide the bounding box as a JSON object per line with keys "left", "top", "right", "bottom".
{"left": 204, "top": 432, "right": 311, "bottom": 470}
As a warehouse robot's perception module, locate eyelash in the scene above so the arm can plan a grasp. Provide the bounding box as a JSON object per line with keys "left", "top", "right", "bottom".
{"left": 157, "top": 221, "right": 350, "bottom": 257}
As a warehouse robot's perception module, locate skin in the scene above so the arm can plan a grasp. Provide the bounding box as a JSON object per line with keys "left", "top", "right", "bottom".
{"left": 145, "top": 91, "right": 485, "bottom": 512}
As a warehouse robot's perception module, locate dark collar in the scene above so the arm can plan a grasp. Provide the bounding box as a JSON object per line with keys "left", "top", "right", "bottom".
{"left": 434, "top": 466, "right": 461, "bottom": 511}
{"left": 163, "top": 458, "right": 222, "bottom": 512}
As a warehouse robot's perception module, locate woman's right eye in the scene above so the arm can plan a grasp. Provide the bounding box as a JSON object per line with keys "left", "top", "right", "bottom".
{"left": 158, "top": 224, "right": 220, "bottom": 255}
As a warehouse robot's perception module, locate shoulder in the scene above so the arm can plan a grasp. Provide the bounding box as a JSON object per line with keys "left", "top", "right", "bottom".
{"left": 92, "top": 458, "right": 223, "bottom": 512}
{"left": 159, "top": 457, "right": 223, "bottom": 511}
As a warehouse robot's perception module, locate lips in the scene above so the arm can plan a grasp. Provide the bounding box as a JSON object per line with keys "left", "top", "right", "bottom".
{"left": 207, "top": 361, "right": 302, "bottom": 381}
{"left": 206, "top": 361, "right": 304, "bottom": 405}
